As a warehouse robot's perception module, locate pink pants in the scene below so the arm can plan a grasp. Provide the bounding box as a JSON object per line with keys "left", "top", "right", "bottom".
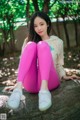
{"left": 17, "top": 41, "right": 60, "bottom": 93}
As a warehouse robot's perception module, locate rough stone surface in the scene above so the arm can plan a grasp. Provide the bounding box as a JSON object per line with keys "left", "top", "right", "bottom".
{"left": 0, "top": 80, "right": 80, "bottom": 120}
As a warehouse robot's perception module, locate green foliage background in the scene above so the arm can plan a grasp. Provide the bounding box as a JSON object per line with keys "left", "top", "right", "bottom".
{"left": 0, "top": 0, "right": 80, "bottom": 55}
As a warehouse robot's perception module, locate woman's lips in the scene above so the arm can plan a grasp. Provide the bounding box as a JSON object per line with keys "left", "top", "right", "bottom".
{"left": 38, "top": 31, "right": 43, "bottom": 34}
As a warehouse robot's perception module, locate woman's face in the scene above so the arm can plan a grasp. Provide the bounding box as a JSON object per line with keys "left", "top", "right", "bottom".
{"left": 34, "top": 17, "right": 48, "bottom": 38}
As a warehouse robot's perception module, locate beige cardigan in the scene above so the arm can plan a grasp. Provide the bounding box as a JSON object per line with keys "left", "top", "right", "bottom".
{"left": 45, "top": 35, "right": 66, "bottom": 79}
{"left": 21, "top": 35, "right": 66, "bottom": 80}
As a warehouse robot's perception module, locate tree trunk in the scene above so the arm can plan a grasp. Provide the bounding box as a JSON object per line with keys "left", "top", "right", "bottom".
{"left": 42, "top": 0, "right": 50, "bottom": 13}
{"left": 9, "top": 26, "right": 16, "bottom": 52}
{"left": 63, "top": 19, "right": 70, "bottom": 48}
{"left": 0, "top": 41, "right": 5, "bottom": 56}
{"left": 73, "top": 20, "right": 78, "bottom": 46}
{"left": 32, "top": 0, "right": 39, "bottom": 11}
{"left": 26, "top": 0, "right": 30, "bottom": 17}
{"left": 56, "top": 18, "right": 61, "bottom": 38}
{"left": 26, "top": 0, "right": 30, "bottom": 28}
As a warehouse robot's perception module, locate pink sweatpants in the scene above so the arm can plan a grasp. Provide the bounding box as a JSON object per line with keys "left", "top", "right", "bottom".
{"left": 17, "top": 41, "right": 60, "bottom": 93}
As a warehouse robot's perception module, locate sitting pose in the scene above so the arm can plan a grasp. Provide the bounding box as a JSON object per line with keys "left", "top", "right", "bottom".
{"left": 7, "top": 11, "right": 79, "bottom": 111}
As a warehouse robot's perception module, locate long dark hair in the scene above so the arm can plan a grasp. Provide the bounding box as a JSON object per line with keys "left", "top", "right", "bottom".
{"left": 27, "top": 11, "right": 51, "bottom": 43}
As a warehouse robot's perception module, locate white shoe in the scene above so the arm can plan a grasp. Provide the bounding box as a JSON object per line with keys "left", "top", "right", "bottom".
{"left": 7, "top": 88, "right": 22, "bottom": 110}
{"left": 38, "top": 90, "right": 52, "bottom": 111}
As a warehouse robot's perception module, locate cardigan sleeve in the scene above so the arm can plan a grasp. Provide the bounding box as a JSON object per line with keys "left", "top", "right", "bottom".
{"left": 56, "top": 40, "right": 66, "bottom": 80}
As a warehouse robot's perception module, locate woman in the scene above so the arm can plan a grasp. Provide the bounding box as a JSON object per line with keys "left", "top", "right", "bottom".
{"left": 7, "top": 11, "right": 79, "bottom": 111}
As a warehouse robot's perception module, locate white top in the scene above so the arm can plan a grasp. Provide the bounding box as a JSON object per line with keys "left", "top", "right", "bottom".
{"left": 21, "top": 35, "right": 66, "bottom": 80}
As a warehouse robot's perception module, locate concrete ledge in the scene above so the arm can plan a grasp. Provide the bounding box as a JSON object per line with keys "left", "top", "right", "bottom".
{"left": 0, "top": 80, "right": 80, "bottom": 120}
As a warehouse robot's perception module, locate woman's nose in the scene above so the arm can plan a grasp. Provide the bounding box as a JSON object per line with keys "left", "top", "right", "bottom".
{"left": 38, "top": 26, "right": 41, "bottom": 30}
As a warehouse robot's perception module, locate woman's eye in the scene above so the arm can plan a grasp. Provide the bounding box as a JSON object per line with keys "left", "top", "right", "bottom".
{"left": 40, "top": 23, "right": 44, "bottom": 26}
{"left": 34, "top": 26, "right": 37, "bottom": 28}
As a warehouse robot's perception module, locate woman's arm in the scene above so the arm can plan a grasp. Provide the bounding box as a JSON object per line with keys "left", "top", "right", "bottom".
{"left": 21, "top": 37, "right": 28, "bottom": 54}
{"left": 56, "top": 40, "right": 66, "bottom": 80}
{"left": 56, "top": 39, "right": 80, "bottom": 81}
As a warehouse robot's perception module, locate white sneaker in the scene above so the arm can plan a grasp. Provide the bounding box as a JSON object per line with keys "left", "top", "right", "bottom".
{"left": 7, "top": 88, "right": 22, "bottom": 110}
{"left": 38, "top": 90, "right": 52, "bottom": 111}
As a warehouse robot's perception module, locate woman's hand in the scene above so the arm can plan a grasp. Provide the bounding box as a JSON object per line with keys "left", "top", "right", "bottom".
{"left": 62, "top": 74, "right": 80, "bottom": 81}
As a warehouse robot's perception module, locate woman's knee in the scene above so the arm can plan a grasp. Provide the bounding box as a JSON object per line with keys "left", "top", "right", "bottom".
{"left": 24, "top": 41, "right": 37, "bottom": 51}
{"left": 37, "top": 41, "right": 50, "bottom": 51}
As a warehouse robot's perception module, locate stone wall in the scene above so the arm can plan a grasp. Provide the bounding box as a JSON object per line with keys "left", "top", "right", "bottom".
{"left": 52, "top": 22, "right": 80, "bottom": 48}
